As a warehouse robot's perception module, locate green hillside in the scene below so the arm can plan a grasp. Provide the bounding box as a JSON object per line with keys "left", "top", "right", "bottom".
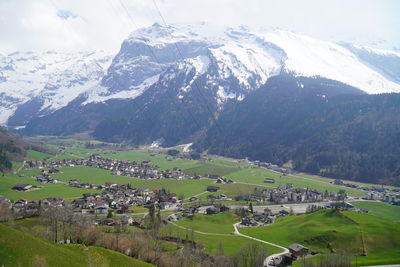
{"left": 240, "top": 209, "right": 400, "bottom": 266}
{"left": 351, "top": 201, "right": 400, "bottom": 223}
{"left": 175, "top": 212, "right": 238, "bottom": 234}
{"left": 0, "top": 223, "right": 153, "bottom": 267}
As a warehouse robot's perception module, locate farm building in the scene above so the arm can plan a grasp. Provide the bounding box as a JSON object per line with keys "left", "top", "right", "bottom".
{"left": 288, "top": 243, "right": 309, "bottom": 258}
{"left": 12, "top": 184, "right": 33, "bottom": 191}
{"left": 206, "top": 185, "right": 220, "bottom": 192}
{"left": 264, "top": 178, "right": 275, "bottom": 183}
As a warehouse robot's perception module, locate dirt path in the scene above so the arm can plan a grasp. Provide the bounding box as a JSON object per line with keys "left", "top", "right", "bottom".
{"left": 233, "top": 223, "right": 289, "bottom": 266}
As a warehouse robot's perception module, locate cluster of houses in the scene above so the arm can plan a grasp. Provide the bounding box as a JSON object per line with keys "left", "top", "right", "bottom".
{"left": 70, "top": 182, "right": 178, "bottom": 214}
{"left": 205, "top": 204, "right": 230, "bottom": 215}
{"left": 363, "top": 189, "right": 400, "bottom": 205}
{"left": 333, "top": 179, "right": 400, "bottom": 205}
{"left": 5, "top": 180, "right": 180, "bottom": 220}
{"left": 35, "top": 169, "right": 59, "bottom": 184}
{"left": 253, "top": 160, "right": 289, "bottom": 174}
{"left": 0, "top": 196, "right": 64, "bottom": 219}
{"left": 260, "top": 184, "right": 325, "bottom": 204}
{"left": 23, "top": 154, "right": 194, "bottom": 180}
{"left": 235, "top": 184, "right": 328, "bottom": 204}
{"left": 241, "top": 212, "right": 273, "bottom": 227}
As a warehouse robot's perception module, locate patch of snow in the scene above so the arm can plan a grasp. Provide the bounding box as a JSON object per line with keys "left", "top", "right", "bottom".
{"left": 0, "top": 50, "right": 113, "bottom": 123}
{"left": 187, "top": 55, "right": 210, "bottom": 75}
{"left": 82, "top": 74, "right": 159, "bottom": 105}
{"left": 262, "top": 30, "right": 400, "bottom": 94}
{"left": 182, "top": 143, "right": 192, "bottom": 153}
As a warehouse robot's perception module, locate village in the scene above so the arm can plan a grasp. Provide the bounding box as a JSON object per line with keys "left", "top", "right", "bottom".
{"left": 333, "top": 179, "right": 400, "bottom": 205}
{"left": 22, "top": 154, "right": 193, "bottom": 180}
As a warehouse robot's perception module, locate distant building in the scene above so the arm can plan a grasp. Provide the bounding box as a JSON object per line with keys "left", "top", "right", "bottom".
{"left": 264, "top": 178, "right": 275, "bottom": 183}
{"left": 12, "top": 184, "right": 33, "bottom": 191}
{"left": 333, "top": 179, "right": 344, "bottom": 185}
{"left": 207, "top": 174, "right": 221, "bottom": 179}
{"left": 206, "top": 185, "right": 220, "bottom": 192}
{"left": 205, "top": 204, "right": 229, "bottom": 215}
{"left": 288, "top": 243, "right": 309, "bottom": 259}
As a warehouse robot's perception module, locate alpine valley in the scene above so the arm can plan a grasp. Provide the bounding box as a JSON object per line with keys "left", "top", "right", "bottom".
{"left": 2, "top": 23, "right": 400, "bottom": 185}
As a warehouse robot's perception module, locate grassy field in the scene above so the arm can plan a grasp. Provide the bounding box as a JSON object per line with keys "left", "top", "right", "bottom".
{"left": 58, "top": 149, "right": 369, "bottom": 198}
{"left": 0, "top": 173, "right": 100, "bottom": 201}
{"left": 11, "top": 143, "right": 398, "bottom": 203}
{"left": 226, "top": 168, "right": 366, "bottom": 197}
{"left": 2, "top": 165, "right": 266, "bottom": 201}
{"left": 100, "top": 150, "right": 200, "bottom": 170}
{"left": 19, "top": 141, "right": 395, "bottom": 200}
{"left": 175, "top": 212, "right": 238, "bottom": 234}
{"left": 351, "top": 201, "right": 400, "bottom": 223}
{"left": 240, "top": 209, "right": 400, "bottom": 266}
{"left": 47, "top": 166, "right": 215, "bottom": 198}
{"left": 25, "top": 150, "right": 54, "bottom": 161}
{"left": 162, "top": 223, "right": 282, "bottom": 256}
{"left": 0, "top": 223, "right": 153, "bottom": 267}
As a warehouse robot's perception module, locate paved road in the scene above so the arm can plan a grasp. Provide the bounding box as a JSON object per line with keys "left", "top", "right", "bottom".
{"left": 198, "top": 201, "right": 333, "bottom": 214}
{"left": 233, "top": 223, "right": 289, "bottom": 267}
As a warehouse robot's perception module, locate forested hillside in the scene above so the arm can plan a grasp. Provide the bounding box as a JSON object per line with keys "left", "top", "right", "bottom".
{"left": 194, "top": 75, "right": 400, "bottom": 185}
{"left": 0, "top": 127, "right": 46, "bottom": 172}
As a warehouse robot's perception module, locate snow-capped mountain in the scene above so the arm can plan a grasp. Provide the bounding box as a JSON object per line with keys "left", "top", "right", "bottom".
{"left": 80, "top": 23, "right": 400, "bottom": 108}
{"left": 3, "top": 23, "right": 400, "bottom": 139}
{"left": 0, "top": 50, "right": 112, "bottom": 124}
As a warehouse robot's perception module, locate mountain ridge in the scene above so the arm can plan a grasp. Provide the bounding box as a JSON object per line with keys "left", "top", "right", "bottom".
{"left": 3, "top": 23, "right": 400, "bottom": 128}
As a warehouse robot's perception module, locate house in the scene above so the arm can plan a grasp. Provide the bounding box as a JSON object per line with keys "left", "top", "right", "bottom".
{"left": 359, "top": 208, "right": 369, "bottom": 213}
{"left": 264, "top": 178, "right": 275, "bottom": 183}
{"left": 121, "top": 215, "right": 133, "bottom": 225}
{"left": 105, "top": 182, "right": 117, "bottom": 188}
{"left": 93, "top": 200, "right": 108, "bottom": 214}
{"left": 253, "top": 213, "right": 273, "bottom": 223}
{"left": 206, "top": 186, "right": 220, "bottom": 192}
{"left": 12, "top": 184, "right": 33, "bottom": 191}
{"left": 271, "top": 254, "right": 293, "bottom": 266}
{"left": 333, "top": 179, "right": 344, "bottom": 185}
{"left": 288, "top": 243, "right": 309, "bottom": 259}
{"left": 205, "top": 206, "right": 218, "bottom": 215}
{"left": 49, "top": 167, "right": 60, "bottom": 174}
{"left": 94, "top": 206, "right": 108, "bottom": 214}
{"left": 241, "top": 217, "right": 257, "bottom": 226}
{"left": 206, "top": 204, "right": 229, "bottom": 215}
{"left": 216, "top": 177, "right": 225, "bottom": 184}
{"left": 207, "top": 174, "right": 221, "bottom": 179}
{"left": 189, "top": 196, "right": 199, "bottom": 202}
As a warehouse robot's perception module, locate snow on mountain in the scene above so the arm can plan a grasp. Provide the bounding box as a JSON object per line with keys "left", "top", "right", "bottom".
{"left": 338, "top": 43, "right": 400, "bottom": 84}
{"left": 85, "top": 23, "right": 286, "bottom": 107}
{"left": 94, "top": 23, "right": 400, "bottom": 107}
{"left": 261, "top": 30, "right": 400, "bottom": 94}
{"left": 0, "top": 50, "right": 112, "bottom": 124}
{"left": 3, "top": 23, "right": 400, "bottom": 127}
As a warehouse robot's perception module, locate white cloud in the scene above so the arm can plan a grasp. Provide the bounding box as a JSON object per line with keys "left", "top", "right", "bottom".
{"left": 0, "top": 0, "right": 399, "bottom": 54}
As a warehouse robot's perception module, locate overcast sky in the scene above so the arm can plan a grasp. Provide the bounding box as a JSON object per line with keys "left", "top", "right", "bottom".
{"left": 0, "top": 0, "right": 399, "bottom": 54}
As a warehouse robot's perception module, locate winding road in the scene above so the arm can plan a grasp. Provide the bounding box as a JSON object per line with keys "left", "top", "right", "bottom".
{"left": 233, "top": 223, "right": 289, "bottom": 266}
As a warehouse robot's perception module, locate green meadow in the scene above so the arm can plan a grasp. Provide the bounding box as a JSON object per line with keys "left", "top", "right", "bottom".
{"left": 161, "top": 212, "right": 282, "bottom": 256}
{"left": 0, "top": 172, "right": 100, "bottom": 201}
{"left": 351, "top": 201, "right": 400, "bottom": 223}
{"left": 239, "top": 209, "right": 400, "bottom": 266}
{"left": 0, "top": 223, "right": 153, "bottom": 267}
{"left": 175, "top": 212, "right": 238, "bottom": 234}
